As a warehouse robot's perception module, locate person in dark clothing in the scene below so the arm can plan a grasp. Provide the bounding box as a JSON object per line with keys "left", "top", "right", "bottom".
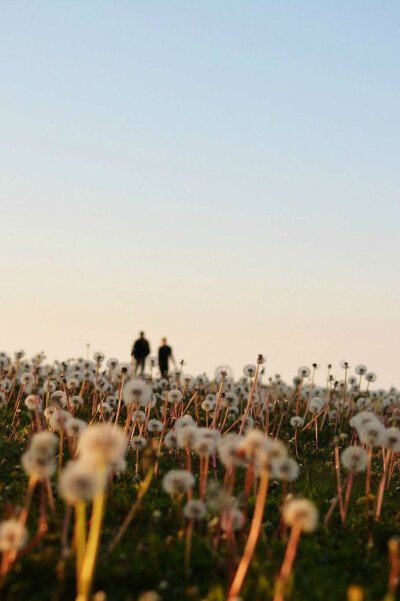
{"left": 158, "top": 338, "right": 176, "bottom": 376}
{"left": 131, "top": 331, "right": 150, "bottom": 376}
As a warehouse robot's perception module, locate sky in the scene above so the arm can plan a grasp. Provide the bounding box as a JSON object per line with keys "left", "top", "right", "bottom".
{"left": 1, "top": 1, "right": 399, "bottom": 387}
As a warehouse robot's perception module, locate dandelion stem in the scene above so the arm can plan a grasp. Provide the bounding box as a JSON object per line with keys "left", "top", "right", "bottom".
{"left": 343, "top": 469, "right": 355, "bottom": 522}
{"left": 334, "top": 441, "right": 345, "bottom": 522}
{"left": 238, "top": 360, "right": 261, "bottom": 436}
{"left": 227, "top": 470, "right": 269, "bottom": 599}
{"left": 74, "top": 501, "right": 87, "bottom": 584}
{"left": 185, "top": 519, "right": 194, "bottom": 577}
{"left": 77, "top": 489, "right": 106, "bottom": 601}
{"left": 107, "top": 465, "right": 154, "bottom": 555}
{"left": 375, "top": 450, "right": 391, "bottom": 522}
{"left": 273, "top": 524, "right": 301, "bottom": 601}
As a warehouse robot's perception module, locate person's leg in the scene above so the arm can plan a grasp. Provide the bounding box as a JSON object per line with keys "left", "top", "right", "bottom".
{"left": 140, "top": 358, "right": 145, "bottom": 376}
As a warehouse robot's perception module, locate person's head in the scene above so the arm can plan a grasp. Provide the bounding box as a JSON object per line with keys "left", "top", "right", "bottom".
{"left": 161, "top": 338, "right": 167, "bottom": 345}
{"left": 140, "top": 331, "right": 145, "bottom": 338}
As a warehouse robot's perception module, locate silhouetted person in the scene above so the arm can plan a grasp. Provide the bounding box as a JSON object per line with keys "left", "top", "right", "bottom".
{"left": 158, "top": 338, "right": 176, "bottom": 376}
{"left": 131, "top": 331, "right": 150, "bottom": 376}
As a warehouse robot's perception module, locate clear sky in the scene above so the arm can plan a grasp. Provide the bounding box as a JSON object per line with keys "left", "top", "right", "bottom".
{"left": 1, "top": 1, "right": 399, "bottom": 387}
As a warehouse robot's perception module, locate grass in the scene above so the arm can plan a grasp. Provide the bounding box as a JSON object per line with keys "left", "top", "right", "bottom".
{"left": 0, "top": 357, "right": 399, "bottom": 601}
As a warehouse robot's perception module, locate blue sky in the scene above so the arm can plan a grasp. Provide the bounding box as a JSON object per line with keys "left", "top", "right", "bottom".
{"left": 1, "top": 2, "right": 399, "bottom": 385}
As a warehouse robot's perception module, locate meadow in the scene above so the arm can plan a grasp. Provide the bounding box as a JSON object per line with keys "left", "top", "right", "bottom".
{"left": 0, "top": 351, "right": 399, "bottom": 601}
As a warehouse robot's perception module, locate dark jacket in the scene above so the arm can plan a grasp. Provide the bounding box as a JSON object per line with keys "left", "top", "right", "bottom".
{"left": 158, "top": 344, "right": 172, "bottom": 367}
{"left": 132, "top": 338, "right": 150, "bottom": 359}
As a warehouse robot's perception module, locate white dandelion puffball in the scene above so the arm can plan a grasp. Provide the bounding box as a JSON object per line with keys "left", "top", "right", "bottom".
{"left": 271, "top": 457, "right": 300, "bottom": 482}
{"left": 22, "top": 451, "right": 56, "bottom": 481}
{"left": 183, "top": 499, "right": 207, "bottom": 520}
{"left": 162, "top": 469, "right": 195, "bottom": 496}
{"left": 123, "top": 380, "right": 151, "bottom": 407}
{"left": 341, "top": 446, "right": 368, "bottom": 472}
{"left": 79, "top": 423, "right": 127, "bottom": 466}
{"left": 0, "top": 519, "right": 28, "bottom": 552}
{"left": 283, "top": 498, "right": 318, "bottom": 533}
{"left": 130, "top": 436, "right": 147, "bottom": 450}
{"left": 243, "top": 364, "right": 257, "bottom": 378}
{"left": 358, "top": 423, "right": 386, "bottom": 447}
{"left": 30, "top": 431, "right": 58, "bottom": 458}
{"left": 59, "top": 460, "right": 106, "bottom": 504}
{"left": 384, "top": 428, "right": 400, "bottom": 453}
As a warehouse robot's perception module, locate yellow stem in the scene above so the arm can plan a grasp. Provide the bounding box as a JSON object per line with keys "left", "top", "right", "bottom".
{"left": 74, "top": 501, "right": 87, "bottom": 585}
{"left": 77, "top": 490, "right": 106, "bottom": 601}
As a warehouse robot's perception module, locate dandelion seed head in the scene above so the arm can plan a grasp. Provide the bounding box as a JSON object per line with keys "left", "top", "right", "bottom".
{"left": 166, "top": 389, "right": 183, "bottom": 404}
{"left": 182, "top": 374, "right": 194, "bottom": 387}
{"left": 49, "top": 409, "right": 72, "bottom": 431}
{"left": 384, "top": 427, "right": 400, "bottom": 452}
{"left": 175, "top": 415, "right": 195, "bottom": 429}
{"left": 217, "top": 434, "right": 245, "bottom": 468}
{"left": 201, "top": 399, "right": 215, "bottom": 412}
{"left": 79, "top": 423, "right": 127, "bottom": 466}
{"left": 176, "top": 425, "right": 199, "bottom": 449}
{"left": 239, "top": 430, "right": 269, "bottom": 460}
{"left": 132, "top": 410, "right": 146, "bottom": 424}
{"left": 0, "top": 519, "right": 28, "bottom": 552}
{"left": 358, "top": 422, "right": 386, "bottom": 447}
{"left": 30, "top": 431, "right": 58, "bottom": 458}
{"left": 215, "top": 365, "right": 233, "bottom": 382}
{"left": 123, "top": 380, "right": 152, "bottom": 407}
{"left": 193, "top": 430, "right": 218, "bottom": 457}
{"left": 93, "top": 351, "right": 105, "bottom": 364}
{"left": 283, "top": 498, "right": 318, "bottom": 533}
{"left": 162, "top": 469, "right": 195, "bottom": 496}
{"left": 350, "top": 411, "right": 379, "bottom": 431}
{"left": 59, "top": 460, "right": 106, "bottom": 504}
{"left": 50, "top": 390, "right": 68, "bottom": 409}
{"left": 24, "top": 394, "right": 42, "bottom": 411}
{"left": 271, "top": 457, "right": 299, "bottom": 481}
{"left": 147, "top": 419, "right": 163, "bottom": 433}
{"left": 130, "top": 436, "right": 147, "bottom": 450}
{"left": 22, "top": 450, "right": 56, "bottom": 481}
{"left": 243, "top": 364, "right": 257, "bottom": 378}
{"left": 66, "top": 418, "right": 87, "bottom": 438}
{"left": 164, "top": 431, "right": 178, "bottom": 449}
{"left": 0, "top": 378, "right": 12, "bottom": 392}
{"left": 341, "top": 446, "right": 368, "bottom": 472}
{"left": 106, "top": 358, "right": 119, "bottom": 370}
{"left": 309, "top": 397, "right": 324, "bottom": 414}
{"left": 105, "top": 395, "right": 118, "bottom": 408}
{"left": 183, "top": 499, "right": 206, "bottom": 520}
{"left": 20, "top": 372, "right": 35, "bottom": 387}
{"left": 297, "top": 366, "right": 311, "bottom": 378}
{"left": 223, "top": 392, "right": 239, "bottom": 408}
{"left": 70, "top": 395, "right": 84, "bottom": 409}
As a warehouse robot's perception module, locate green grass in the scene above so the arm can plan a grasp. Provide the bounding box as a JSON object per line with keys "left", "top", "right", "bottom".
{"left": 0, "top": 403, "right": 399, "bottom": 601}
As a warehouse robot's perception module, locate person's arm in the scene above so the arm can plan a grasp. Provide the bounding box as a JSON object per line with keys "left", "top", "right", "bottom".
{"left": 170, "top": 348, "right": 177, "bottom": 367}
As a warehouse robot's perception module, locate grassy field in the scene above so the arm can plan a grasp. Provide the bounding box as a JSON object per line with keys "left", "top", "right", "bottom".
{"left": 0, "top": 355, "right": 399, "bottom": 601}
